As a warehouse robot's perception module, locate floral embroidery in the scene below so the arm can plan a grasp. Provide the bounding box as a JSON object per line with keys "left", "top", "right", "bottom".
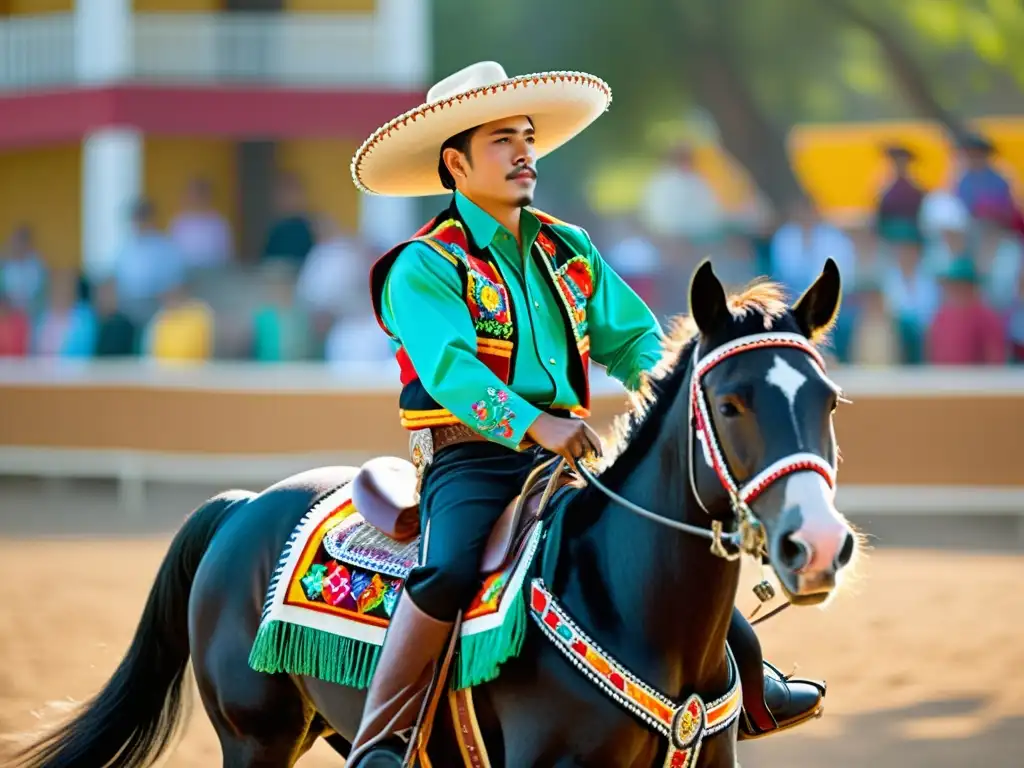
{"left": 536, "top": 232, "right": 557, "bottom": 257}
{"left": 471, "top": 386, "right": 516, "bottom": 439}
{"left": 553, "top": 255, "right": 594, "bottom": 339}
{"left": 563, "top": 257, "right": 594, "bottom": 298}
{"left": 467, "top": 271, "right": 513, "bottom": 339}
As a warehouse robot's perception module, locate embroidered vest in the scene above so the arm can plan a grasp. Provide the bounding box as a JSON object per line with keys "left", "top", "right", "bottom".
{"left": 369, "top": 200, "right": 593, "bottom": 430}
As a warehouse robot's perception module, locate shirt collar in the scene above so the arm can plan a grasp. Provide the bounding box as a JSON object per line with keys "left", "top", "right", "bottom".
{"left": 454, "top": 190, "right": 540, "bottom": 250}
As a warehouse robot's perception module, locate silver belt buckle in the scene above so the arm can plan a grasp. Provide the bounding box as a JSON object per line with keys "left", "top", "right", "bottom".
{"left": 410, "top": 428, "right": 434, "bottom": 482}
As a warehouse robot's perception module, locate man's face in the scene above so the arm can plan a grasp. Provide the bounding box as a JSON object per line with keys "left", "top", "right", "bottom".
{"left": 450, "top": 115, "right": 537, "bottom": 207}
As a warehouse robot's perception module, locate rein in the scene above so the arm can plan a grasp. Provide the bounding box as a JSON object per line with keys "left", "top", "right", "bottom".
{"left": 574, "top": 463, "right": 759, "bottom": 560}
{"left": 577, "top": 332, "right": 838, "bottom": 563}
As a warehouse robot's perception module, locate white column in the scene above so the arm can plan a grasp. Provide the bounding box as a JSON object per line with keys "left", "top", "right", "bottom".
{"left": 75, "top": 0, "right": 134, "bottom": 85}
{"left": 75, "top": 0, "right": 141, "bottom": 282}
{"left": 359, "top": 0, "right": 431, "bottom": 250}
{"left": 374, "top": 0, "right": 430, "bottom": 90}
{"left": 81, "top": 130, "right": 143, "bottom": 282}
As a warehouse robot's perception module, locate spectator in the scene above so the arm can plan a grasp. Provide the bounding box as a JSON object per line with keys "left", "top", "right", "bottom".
{"left": 955, "top": 133, "right": 1017, "bottom": 231}
{"left": 169, "top": 177, "right": 234, "bottom": 271}
{"left": 840, "top": 276, "right": 905, "bottom": 366}
{"left": 0, "top": 293, "right": 30, "bottom": 357}
{"left": 1, "top": 224, "right": 47, "bottom": 318}
{"left": 975, "top": 219, "right": 1022, "bottom": 312}
{"left": 141, "top": 280, "right": 214, "bottom": 362}
{"left": 262, "top": 172, "right": 315, "bottom": 266}
{"left": 639, "top": 143, "right": 723, "bottom": 310}
{"left": 880, "top": 231, "right": 940, "bottom": 364}
{"left": 251, "top": 262, "right": 314, "bottom": 362}
{"left": 93, "top": 279, "right": 137, "bottom": 357}
{"left": 114, "top": 199, "right": 186, "bottom": 325}
{"left": 603, "top": 215, "right": 662, "bottom": 311}
{"left": 295, "top": 215, "right": 365, "bottom": 320}
{"left": 876, "top": 144, "right": 926, "bottom": 246}
{"left": 32, "top": 269, "right": 95, "bottom": 358}
{"left": 770, "top": 199, "right": 857, "bottom": 301}
{"left": 926, "top": 257, "right": 1006, "bottom": 365}
{"left": 920, "top": 189, "right": 970, "bottom": 273}
{"left": 639, "top": 144, "right": 724, "bottom": 245}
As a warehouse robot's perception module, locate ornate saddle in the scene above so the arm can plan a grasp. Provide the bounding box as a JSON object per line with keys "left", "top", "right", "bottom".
{"left": 350, "top": 452, "right": 578, "bottom": 574}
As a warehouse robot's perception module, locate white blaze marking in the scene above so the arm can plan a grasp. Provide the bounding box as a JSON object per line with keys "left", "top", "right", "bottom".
{"left": 766, "top": 354, "right": 807, "bottom": 447}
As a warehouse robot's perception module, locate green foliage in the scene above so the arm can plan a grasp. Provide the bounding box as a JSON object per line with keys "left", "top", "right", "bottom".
{"left": 430, "top": 0, "right": 1024, "bottom": 204}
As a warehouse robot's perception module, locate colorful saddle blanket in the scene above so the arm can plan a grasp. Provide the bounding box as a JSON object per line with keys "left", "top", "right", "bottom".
{"left": 248, "top": 482, "right": 543, "bottom": 691}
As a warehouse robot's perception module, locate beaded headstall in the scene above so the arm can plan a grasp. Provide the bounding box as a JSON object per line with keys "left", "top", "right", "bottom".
{"left": 687, "top": 331, "right": 839, "bottom": 560}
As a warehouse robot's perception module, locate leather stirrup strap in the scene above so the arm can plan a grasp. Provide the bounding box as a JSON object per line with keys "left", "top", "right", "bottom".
{"left": 403, "top": 612, "right": 463, "bottom": 766}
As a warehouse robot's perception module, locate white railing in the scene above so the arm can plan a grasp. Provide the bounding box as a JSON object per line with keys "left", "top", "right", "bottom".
{"left": 0, "top": 14, "right": 76, "bottom": 90}
{"left": 0, "top": 11, "right": 424, "bottom": 92}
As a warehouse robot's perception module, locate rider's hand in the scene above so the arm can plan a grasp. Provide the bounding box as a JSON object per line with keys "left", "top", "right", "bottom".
{"left": 526, "top": 413, "right": 603, "bottom": 464}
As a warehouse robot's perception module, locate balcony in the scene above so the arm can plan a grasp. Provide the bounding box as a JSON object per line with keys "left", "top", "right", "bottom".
{"left": 0, "top": 10, "right": 426, "bottom": 93}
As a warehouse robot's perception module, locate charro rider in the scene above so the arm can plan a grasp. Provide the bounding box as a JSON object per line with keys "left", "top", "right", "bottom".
{"left": 347, "top": 61, "right": 826, "bottom": 766}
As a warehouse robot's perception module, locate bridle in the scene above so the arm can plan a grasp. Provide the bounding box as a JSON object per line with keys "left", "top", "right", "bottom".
{"left": 576, "top": 331, "right": 839, "bottom": 562}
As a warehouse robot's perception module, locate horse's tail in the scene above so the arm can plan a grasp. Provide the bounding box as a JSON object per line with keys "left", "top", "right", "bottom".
{"left": 11, "top": 490, "right": 254, "bottom": 768}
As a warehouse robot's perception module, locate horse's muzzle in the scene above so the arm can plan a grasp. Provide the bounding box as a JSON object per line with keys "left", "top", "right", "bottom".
{"left": 765, "top": 472, "right": 856, "bottom": 603}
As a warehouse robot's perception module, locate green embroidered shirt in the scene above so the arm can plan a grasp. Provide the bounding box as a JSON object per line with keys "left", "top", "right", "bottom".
{"left": 381, "top": 191, "right": 664, "bottom": 449}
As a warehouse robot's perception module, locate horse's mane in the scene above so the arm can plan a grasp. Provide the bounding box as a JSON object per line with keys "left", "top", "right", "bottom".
{"left": 599, "top": 278, "right": 816, "bottom": 474}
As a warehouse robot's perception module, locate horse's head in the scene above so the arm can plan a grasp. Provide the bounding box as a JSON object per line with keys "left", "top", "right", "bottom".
{"left": 687, "top": 258, "right": 857, "bottom": 605}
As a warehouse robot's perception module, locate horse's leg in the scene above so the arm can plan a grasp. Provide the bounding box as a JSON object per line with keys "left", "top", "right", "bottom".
{"left": 191, "top": 554, "right": 317, "bottom": 768}
{"left": 188, "top": 468, "right": 358, "bottom": 767}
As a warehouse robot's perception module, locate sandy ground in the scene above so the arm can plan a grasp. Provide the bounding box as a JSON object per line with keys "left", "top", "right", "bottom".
{"left": 0, "top": 479, "right": 1022, "bottom": 766}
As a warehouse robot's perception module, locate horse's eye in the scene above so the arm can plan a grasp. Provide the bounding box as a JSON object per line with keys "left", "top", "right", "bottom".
{"left": 718, "top": 402, "right": 741, "bottom": 418}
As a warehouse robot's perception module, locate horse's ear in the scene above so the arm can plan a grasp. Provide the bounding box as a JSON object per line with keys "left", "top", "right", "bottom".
{"left": 689, "top": 259, "right": 729, "bottom": 336}
{"left": 792, "top": 257, "right": 842, "bottom": 340}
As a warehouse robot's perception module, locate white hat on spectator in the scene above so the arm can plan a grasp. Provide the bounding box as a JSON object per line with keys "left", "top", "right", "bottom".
{"left": 920, "top": 190, "right": 969, "bottom": 236}
{"left": 350, "top": 61, "right": 611, "bottom": 197}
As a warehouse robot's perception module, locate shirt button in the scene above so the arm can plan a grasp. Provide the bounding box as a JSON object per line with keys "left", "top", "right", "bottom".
{"left": 534, "top": 300, "right": 541, "bottom": 308}
{"left": 548, "top": 357, "right": 557, "bottom": 365}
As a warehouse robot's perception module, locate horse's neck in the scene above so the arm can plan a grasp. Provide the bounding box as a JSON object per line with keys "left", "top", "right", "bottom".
{"left": 565, "top": 372, "right": 740, "bottom": 700}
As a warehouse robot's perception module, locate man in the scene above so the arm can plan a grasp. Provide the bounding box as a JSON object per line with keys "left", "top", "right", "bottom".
{"left": 876, "top": 143, "right": 926, "bottom": 245}
{"left": 955, "top": 132, "right": 1017, "bottom": 231}
{"left": 348, "top": 61, "right": 825, "bottom": 766}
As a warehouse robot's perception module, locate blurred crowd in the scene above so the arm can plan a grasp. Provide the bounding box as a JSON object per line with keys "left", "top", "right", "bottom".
{"left": 599, "top": 132, "right": 1024, "bottom": 366}
{"left": 0, "top": 172, "right": 392, "bottom": 368}
{"left": 1, "top": 132, "right": 1022, "bottom": 369}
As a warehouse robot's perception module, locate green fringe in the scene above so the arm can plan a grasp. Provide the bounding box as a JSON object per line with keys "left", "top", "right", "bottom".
{"left": 452, "top": 587, "right": 527, "bottom": 691}
{"left": 247, "top": 587, "right": 527, "bottom": 692}
{"left": 247, "top": 619, "right": 381, "bottom": 690}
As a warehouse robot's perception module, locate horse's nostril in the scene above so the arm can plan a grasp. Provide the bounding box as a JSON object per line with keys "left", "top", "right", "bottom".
{"left": 834, "top": 531, "right": 856, "bottom": 569}
{"left": 777, "top": 532, "right": 810, "bottom": 572}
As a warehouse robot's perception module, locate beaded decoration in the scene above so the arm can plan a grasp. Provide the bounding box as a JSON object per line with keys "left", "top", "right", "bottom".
{"left": 529, "top": 579, "right": 742, "bottom": 768}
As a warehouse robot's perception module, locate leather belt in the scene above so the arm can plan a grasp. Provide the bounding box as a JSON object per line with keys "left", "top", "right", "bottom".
{"left": 430, "top": 423, "right": 539, "bottom": 454}
{"left": 430, "top": 423, "right": 490, "bottom": 453}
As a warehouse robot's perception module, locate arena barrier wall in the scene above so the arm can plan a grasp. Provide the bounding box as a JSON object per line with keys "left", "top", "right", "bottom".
{"left": 1, "top": 361, "right": 1021, "bottom": 520}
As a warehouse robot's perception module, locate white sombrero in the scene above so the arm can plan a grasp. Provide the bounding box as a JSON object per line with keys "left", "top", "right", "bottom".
{"left": 350, "top": 61, "right": 612, "bottom": 197}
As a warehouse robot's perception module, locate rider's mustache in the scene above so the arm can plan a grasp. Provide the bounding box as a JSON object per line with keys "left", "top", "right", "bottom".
{"left": 507, "top": 165, "right": 537, "bottom": 181}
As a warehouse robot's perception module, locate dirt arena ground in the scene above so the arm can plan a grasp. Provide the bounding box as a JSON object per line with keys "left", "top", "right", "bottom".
{"left": 1, "top": 479, "right": 1022, "bottom": 767}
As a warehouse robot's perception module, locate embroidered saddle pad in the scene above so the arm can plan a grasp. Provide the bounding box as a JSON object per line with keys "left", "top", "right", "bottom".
{"left": 248, "top": 482, "right": 542, "bottom": 691}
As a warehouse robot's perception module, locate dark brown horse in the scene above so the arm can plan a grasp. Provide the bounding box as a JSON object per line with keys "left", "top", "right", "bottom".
{"left": 13, "top": 259, "right": 860, "bottom": 767}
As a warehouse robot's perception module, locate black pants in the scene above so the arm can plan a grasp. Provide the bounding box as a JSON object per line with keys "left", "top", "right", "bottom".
{"left": 404, "top": 441, "right": 550, "bottom": 621}
{"left": 402, "top": 441, "right": 768, "bottom": 705}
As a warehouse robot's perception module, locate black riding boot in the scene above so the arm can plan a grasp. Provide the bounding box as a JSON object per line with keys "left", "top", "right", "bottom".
{"left": 727, "top": 607, "right": 827, "bottom": 739}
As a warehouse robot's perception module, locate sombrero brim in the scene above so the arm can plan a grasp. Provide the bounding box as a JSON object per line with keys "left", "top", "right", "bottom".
{"left": 351, "top": 71, "right": 612, "bottom": 197}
